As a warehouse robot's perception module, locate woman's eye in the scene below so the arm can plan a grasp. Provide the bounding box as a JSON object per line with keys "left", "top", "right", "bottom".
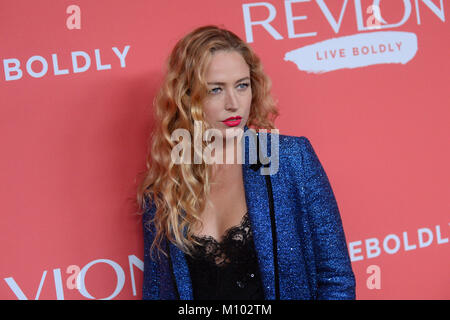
{"left": 237, "top": 82, "right": 250, "bottom": 90}
{"left": 209, "top": 87, "right": 222, "bottom": 94}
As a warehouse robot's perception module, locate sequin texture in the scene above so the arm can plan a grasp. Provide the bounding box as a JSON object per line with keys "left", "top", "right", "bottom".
{"left": 142, "top": 125, "right": 356, "bottom": 300}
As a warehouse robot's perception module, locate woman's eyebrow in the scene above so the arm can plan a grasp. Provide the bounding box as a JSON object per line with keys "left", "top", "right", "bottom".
{"left": 207, "top": 76, "right": 250, "bottom": 85}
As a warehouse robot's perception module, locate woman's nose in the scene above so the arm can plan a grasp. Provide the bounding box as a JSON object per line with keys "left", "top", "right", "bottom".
{"left": 224, "top": 89, "right": 238, "bottom": 111}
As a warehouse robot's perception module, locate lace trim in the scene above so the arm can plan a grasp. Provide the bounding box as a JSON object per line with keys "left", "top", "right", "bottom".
{"left": 189, "top": 211, "right": 253, "bottom": 267}
{"left": 192, "top": 211, "right": 249, "bottom": 244}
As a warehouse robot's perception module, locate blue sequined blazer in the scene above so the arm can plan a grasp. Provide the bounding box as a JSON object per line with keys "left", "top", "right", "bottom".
{"left": 142, "top": 125, "right": 356, "bottom": 300}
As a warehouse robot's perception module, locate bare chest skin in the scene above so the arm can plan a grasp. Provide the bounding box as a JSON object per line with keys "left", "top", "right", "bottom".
{"left": 193, "top": 163, "right": 248, "bottom": 242}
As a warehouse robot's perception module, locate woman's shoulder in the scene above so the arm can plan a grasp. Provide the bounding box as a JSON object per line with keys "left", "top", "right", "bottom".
{"left": 266, "top": 133, "right": 324, "bottom": 176}
{"left": 269, "top": 132, "right": 314, "bottom": 157}
{"left": 278, "top": 133, "right": 310, "bottom": 145}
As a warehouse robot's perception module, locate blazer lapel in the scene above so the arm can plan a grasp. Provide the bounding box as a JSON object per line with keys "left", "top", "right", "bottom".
{"left": 167, "top": 125, "right": 276, "bottom": 300}
{"left": 241, "top": 126, "right": 276, "bottom": 300}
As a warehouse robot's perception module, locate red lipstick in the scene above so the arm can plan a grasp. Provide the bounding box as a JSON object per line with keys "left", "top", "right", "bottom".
{"left": 222, "top": 116, "right": 242, "bottom": 127}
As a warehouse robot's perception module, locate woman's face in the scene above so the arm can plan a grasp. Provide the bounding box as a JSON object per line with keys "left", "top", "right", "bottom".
{"left": 202, "top": 50, "right": 252, "bottom": 140}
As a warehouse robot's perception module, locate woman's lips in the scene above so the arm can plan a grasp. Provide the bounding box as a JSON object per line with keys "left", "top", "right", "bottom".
{"left": 222, "top": 117, "right": 242, "bottom": 127}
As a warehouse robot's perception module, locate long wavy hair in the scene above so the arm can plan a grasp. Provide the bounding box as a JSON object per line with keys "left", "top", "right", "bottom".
{"left": 136, "top": 25, "right": 279, "bottom": 259}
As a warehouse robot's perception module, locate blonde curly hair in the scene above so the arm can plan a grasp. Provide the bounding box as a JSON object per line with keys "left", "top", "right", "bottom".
{"left": 136, "top": 25, "right": 279, "bottom": 259}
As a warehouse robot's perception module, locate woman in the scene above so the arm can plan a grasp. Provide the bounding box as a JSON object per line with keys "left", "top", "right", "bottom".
{"left": 137, "top": 25, "right": 356, "bottom": 300}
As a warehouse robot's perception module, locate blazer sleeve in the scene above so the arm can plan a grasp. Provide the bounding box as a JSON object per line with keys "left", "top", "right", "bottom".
{"left": 142, "top": 196, "right": 160, "bottom": 300}
{"left": 297, "top": 137, "right": 356, "bottom": 300}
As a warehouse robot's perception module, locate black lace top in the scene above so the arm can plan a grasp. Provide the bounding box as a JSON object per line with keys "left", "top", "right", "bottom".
{"left": 184, "top": 211, "right": 265, "bottom": 300}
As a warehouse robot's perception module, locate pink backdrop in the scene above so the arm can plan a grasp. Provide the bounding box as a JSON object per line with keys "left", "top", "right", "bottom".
{"left": 1, "top": 0, "right": 448, "bottom": 300}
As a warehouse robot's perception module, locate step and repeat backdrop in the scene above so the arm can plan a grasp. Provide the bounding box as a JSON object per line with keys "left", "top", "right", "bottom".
{"left": 1, "top": 0, "right": 448, "bottom": 300}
